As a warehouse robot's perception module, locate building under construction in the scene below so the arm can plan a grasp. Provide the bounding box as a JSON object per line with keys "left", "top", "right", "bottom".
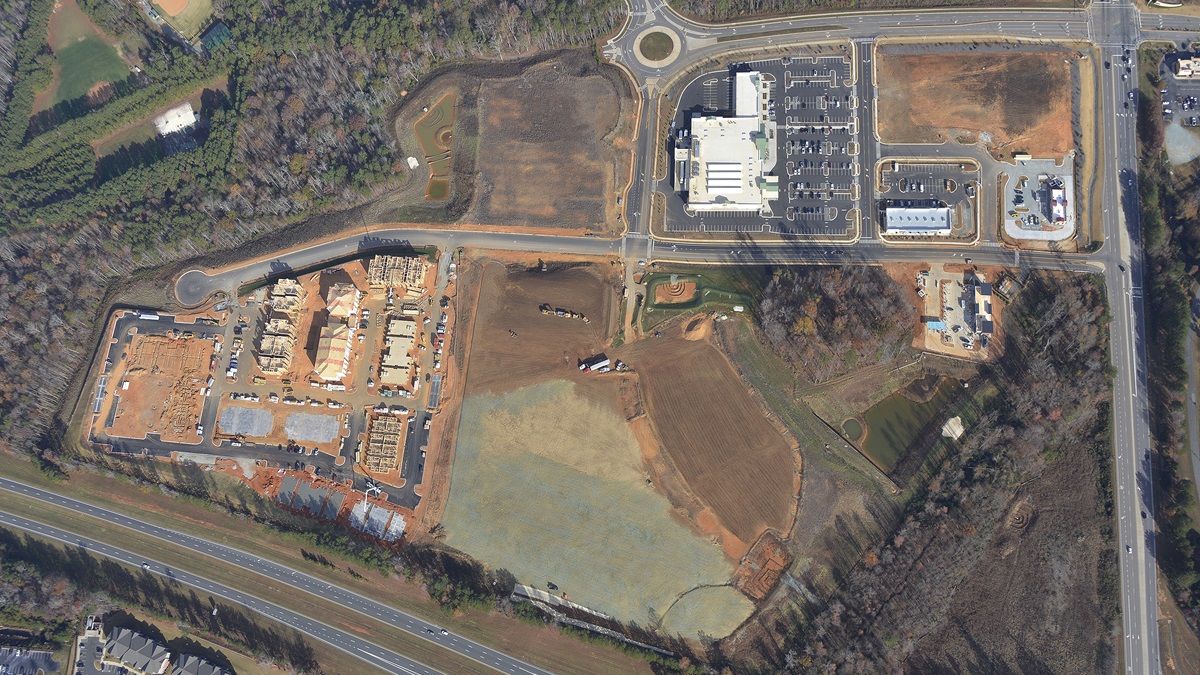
{"left": 257, "top": 320, "right": 297, "bottom": 374}
{"left": 367, "top": 255, "right": 428, "bottom": 290}
{"left": 266, "top": 278, "right": 306, "bottom": 318}
{"left": 257, "top": 280, "right": 306, "bottom": 374}
{"left": 365, "top": 415, "right": 404, "bottom": 472}
{"left": 379, "top": 317, "right": 417, "bottom": 386}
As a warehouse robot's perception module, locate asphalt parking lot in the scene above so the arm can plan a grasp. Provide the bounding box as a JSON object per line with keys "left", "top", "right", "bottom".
{"left": 877, "top": 160, "right": 978, "bottom": 240}
{"left": 666, "top": 53, "right": 860, "bottom": 237}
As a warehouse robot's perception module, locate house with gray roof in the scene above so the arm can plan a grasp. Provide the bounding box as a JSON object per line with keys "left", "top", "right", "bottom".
{"left": 103, "top": 627, "right": 170, "bottom": 675}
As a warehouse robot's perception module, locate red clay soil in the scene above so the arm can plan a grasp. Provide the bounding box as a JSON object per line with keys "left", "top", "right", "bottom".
{"left": 621, "top": 316, "right": 798, "bottom": 549}
{"left": 732, "top": 530, "right": 793, "bottom": 601}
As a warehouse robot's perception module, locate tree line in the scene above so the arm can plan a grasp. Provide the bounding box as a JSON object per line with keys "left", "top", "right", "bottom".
{"left": 0, "top": 527, "right": 318, "bottom": 671}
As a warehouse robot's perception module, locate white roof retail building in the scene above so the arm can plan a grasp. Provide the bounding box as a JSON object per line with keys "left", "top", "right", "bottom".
{"left": 684, "top": 70, "right": 778, "bottom": 214}
{"left": 883, "top": 207, "right": 953, "bottom": 236}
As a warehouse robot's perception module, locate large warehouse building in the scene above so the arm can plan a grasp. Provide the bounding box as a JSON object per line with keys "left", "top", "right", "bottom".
{"left": 683, "top": 70, "right": 779, "bottom": 214}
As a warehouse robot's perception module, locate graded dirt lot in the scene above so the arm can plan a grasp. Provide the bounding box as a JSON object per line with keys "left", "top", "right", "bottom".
{"left": 876, "top": 50, "right": 1074, "bottom": 157}
{"left": 622, "top": 316, "right": 798, "bottom": 549}
{"left": 471, "top": 58, "right": 629, "bottom": 232}
{"left": 107, "top": 334, "right": 212, "bottom": 444}
{"left": 441, "top": 261, "right": 754, "bottom": 635}
{"left": 462, "top": 262, "right": 619, "bottom": 395}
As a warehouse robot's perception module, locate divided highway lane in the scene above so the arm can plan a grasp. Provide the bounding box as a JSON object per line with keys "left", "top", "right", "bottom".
{"left": 0, "top": 509, "right": 437, "bottom": 675}
{"left": 0, "top": 477, "right": 553, "bottom": 675}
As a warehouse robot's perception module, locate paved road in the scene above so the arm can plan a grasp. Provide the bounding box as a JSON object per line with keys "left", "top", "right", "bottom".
{"left": 153, "top": 2, "right": 1200, "bottom": 674}
{"left": 1188, "top": 329, "right": 1200, "bottom": 521}
{"left": 177, "top": 231, "right": 622, "bottom": 306}
{"left": 0, "top": 509, "right": 439, "bottom": 675}
{"left": 0, "top": 476, "right": 552, "bottom": 675}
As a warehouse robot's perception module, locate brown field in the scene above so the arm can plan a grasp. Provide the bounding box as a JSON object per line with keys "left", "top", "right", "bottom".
{"left": 107, "top": 334, "right": 212, "bottom": 444}
{"left": 472, "top": 58, "right": 629, "bottom": 232}
{"left": 876, "top": 50, "right": 1073, "bottom": 157}
{"left": 443, "top": 261, "right": 756, "bottom": 632}
{"left": 653, "top": 280, "right": 698, "bottom": 305}
{"left": 157, "top": 0, "right": 189, "bottom": 16}
{"left": 622, "top": 315, "right": 798, "bottom": 548}
{"left": 462, "top": 262, "right": 620, "bottom": 396}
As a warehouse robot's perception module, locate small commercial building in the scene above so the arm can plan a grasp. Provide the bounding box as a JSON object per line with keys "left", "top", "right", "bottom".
{"left": 1175, "top": 57, "right": 1200, "bottom": 78}
{"left": 882, "top": 207, "right": 953, "bottom": 236}
{"left": 974, "top": 281, "right": 994, "bottom": 335}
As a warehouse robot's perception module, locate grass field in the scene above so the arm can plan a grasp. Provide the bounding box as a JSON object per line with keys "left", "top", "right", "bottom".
{"left": 875, "top": 48, "right": 1074, "bottom": 159}
{"left": 153, "top": 0, "right": 215, "bottom": 42}
{"left": 43, "top": 0, "right": 129, "bottom": 106}
{"left": 53, "top": 36, "right": 128, "bottom": 104}
{"left": 639, "top": 31, "right": 674, "bottom": 61}
{"left": 442, "top": 381, "right": 749, "bottom": 634}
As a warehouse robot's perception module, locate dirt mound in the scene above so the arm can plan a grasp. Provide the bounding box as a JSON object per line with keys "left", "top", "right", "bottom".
{"left": 85, "top": 81, "right": 114, "bottom": 106}
{"left": 680, "top": 313, "right": 712, "bottom": 341}
{"left": 654, "top": 280, "right": 698, "bottom": 305}
{"left": 1007, "top": 499, "right": 1035, "bottom": 530}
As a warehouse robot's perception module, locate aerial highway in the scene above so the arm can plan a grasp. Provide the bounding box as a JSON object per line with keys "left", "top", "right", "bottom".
{"left": 143, "top": 1, "right": 1200, "bottom": 674}
{"left": 0, "top": 476, "right": 553, "bottom": 675}
{"left": 0, "top": 508, "right": 441, "bottom": 675}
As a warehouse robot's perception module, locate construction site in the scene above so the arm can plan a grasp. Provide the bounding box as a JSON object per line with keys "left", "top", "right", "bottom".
{"left": 102, "top": 331, "right": 216, "bottom": 445}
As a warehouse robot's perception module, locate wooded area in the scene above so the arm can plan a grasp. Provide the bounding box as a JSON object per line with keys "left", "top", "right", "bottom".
{"left": 762, "top": 271, "right": 1117, "bottom": 672}
{"left": 1136, "top": 64, "right": 1200, "bottom": 630}
{"left": 756, "top": 265, "right": 912, "bottom": 383}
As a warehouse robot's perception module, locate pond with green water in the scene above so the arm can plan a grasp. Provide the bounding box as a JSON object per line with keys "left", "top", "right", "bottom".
{"left": 856, "top": 378, "right": 956, "bottom": 472}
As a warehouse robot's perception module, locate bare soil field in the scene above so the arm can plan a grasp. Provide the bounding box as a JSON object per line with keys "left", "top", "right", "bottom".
{"left": 441, "top": 260, "right": 756, "bottom": 635}
{"left": 876, "top": 50, "right": 1074, "bottom": 158}
{"left": 462, "top": 262, "right": 620, "bottom": 396}
{"left": 107, "top": 334, "right": 212, "bottom": 444}
{"left": 470, "top": 55, "right": 631, "bottom": 232}
{"left": 622, "top": 315, "right": 799, "bottom": 549}
{"left": 383, "top": 51, "right": 634, "bottom": 234}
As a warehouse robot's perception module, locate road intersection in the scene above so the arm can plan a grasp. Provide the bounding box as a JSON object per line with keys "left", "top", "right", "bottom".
{"left": 36, "top": 1, "right": 1200, "bottom": 673}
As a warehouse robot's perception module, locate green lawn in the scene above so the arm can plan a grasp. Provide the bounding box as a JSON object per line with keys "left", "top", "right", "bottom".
{"left": 54, "top": 35, "right": 129, "bottom": 103}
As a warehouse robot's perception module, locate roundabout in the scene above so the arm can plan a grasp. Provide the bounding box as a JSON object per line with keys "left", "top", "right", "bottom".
{"left": 634, "top": 27, "right": 681, "bottom": 68}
